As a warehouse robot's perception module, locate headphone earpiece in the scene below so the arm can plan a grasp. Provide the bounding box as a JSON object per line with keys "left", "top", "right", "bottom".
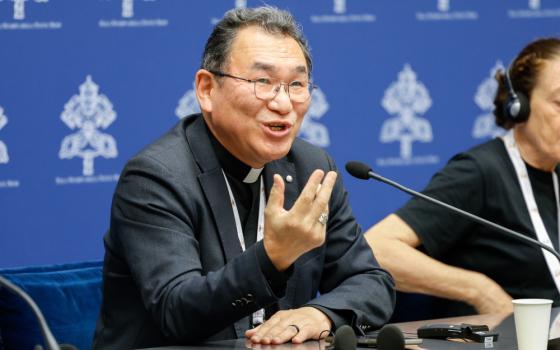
{"left": 503, "top": 65, "right": 530, "bottom": 122}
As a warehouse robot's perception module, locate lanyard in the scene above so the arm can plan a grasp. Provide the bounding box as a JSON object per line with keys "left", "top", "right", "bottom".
{"left": 222, "top": 170, "right": 266, "bottom": 325}
{"left": 502, "top": 130, "right": 560, "bottom": 294}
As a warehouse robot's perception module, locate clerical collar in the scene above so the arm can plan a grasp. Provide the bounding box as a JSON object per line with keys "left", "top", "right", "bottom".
{"left": 207, "top": 126, "right": 263, "bottom": 184}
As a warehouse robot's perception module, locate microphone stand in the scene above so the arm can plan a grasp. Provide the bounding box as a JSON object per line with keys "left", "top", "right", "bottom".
{"left": 366, "top": 170, "right": 560, "bottom": 263}
{"left": 0, "top": 275, "right": 63, "bottom": 350}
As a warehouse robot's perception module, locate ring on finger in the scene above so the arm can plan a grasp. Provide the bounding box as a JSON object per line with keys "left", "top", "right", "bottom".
{"left": 318, "top": 212, "right": 328, "bottom": 225}
{"left": 288, "top": 324, "right": 300, "bottom": 334}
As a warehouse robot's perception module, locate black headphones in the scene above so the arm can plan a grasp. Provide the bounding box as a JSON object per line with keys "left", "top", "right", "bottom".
{"left": 503, "top": 63, "right": 530, "bottom": 122}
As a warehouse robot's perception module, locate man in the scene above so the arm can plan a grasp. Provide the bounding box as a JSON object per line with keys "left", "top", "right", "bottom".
{"left": 93, "top": 6, "right": 395, "bottom": 349}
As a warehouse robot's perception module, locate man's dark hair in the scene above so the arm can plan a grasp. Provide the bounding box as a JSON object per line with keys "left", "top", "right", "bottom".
{"left": 201, "top": 6, "right": 312, "bottom": 77}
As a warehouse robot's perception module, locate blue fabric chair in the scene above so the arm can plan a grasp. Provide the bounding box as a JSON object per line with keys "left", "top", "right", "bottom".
{"left": 0, "top": 261, "right": 102, "bottom": 350}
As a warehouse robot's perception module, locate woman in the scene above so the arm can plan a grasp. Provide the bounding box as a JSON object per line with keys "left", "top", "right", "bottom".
{"left": 366, "top": 37, "right": 560, "bottom": 317}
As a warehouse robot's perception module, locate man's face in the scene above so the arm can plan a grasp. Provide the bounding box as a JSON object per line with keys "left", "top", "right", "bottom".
{"left": 202, "top": 26, "right": 311, "bottom": 168}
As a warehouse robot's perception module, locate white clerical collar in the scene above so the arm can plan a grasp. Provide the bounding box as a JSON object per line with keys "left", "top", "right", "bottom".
{"left": 243, "top": 167, "right": 264, "bottom": 184}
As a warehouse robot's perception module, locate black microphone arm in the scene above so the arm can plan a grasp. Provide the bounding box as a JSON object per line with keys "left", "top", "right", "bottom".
{"left": 0, "top": 275, "right": 65, "bottom": 350}
{"left": 345, "top": 160, "right": 560, "bottom": 263}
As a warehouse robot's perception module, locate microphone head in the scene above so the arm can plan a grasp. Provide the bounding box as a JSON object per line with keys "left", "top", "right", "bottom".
{"left": 377, "top": 324, "right": 405, "bottom": 350}
{"left": 333, "top": 325, "right": 357, "bottom": 350}
{"left": 345, "top": 161, "right": 372, "bottom": 180}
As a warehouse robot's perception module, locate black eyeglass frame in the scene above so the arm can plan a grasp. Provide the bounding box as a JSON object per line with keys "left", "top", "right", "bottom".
{"left": 207, "top": 69, "right": 317, "bottom": 103}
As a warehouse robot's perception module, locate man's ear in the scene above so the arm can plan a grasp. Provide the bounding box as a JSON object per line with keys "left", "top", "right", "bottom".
{"left": 195, "top": 69, "right": 214, "bottom": 113}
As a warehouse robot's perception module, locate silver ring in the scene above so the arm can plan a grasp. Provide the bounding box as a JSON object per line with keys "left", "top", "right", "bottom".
{"left": 289, "top": 324, "right": 300, "bottom": 333}
{"left": 318, "top": 212, "right": 328, "bottom": 225}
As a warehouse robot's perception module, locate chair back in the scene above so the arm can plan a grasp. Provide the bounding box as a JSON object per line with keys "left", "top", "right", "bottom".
{"left": 0, "top": 261, "right": 103, "bottom": 350}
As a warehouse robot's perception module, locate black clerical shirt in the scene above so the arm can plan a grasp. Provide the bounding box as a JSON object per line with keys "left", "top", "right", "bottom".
{"left": 208, "top": 132, "right": 287, "bottom": 323}
{"left": 208, "top": 131, "right": 349, "bottom": 330}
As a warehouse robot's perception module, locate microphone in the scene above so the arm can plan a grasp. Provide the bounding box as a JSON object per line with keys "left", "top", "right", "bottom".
{"left": 377, "top": 324, "right": 405, "bottom": 350}
{"left": 345, "top": 160, "right": 560, "bottom": 263}
{"left": 327, "top": 324, "right": 406, "bottom": 350}
{"left": 0, "top": 275, "right": 77, "bottom": 350}
{"left": 332, "top": 325, "right": 356, "bottom": 350}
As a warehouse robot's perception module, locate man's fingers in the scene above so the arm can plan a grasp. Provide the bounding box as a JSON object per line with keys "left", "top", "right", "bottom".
{"left": 250, "top": 323, "right": 304, "bottom": 345}
{"left": 247, "top": 308, "right": 331, "bottom": 344}
{"left": 291, "top": 330, "right": 309, "bottom": 344}
{"left": 271, "top": 325, "right": 300, "bottom": 344}
{"left": 292, "top": 169, "right": 325, "bottom": 210}
{"left": 248, "top": 314, "right": 284, "bottom": 343}
{"left": 316, "top": 171, "right": 337, "bottom": 205}
{"left": 266, "top": 174, "right": 285, "bottom": 212}
{"left": 309, "top": 171, "right": 337, "bottom": 222}
{"left": 245, "top": 324, "right": 261, "bottom": 338}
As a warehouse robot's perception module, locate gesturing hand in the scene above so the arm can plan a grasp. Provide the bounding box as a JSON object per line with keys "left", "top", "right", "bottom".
{"left": 245, "top": 307, "right": 332, "bottom": 344}
{"left": 263, "top": 169, "right": 338, "bottom": 271}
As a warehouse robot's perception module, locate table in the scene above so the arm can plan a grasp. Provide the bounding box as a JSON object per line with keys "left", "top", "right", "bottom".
{"left": 141, "top": 307, "right": 560, "bottom": 349}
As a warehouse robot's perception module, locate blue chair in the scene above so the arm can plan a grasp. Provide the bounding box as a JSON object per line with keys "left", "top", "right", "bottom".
{"left": 0, "top": 261, "right": 103, "bottom": 350}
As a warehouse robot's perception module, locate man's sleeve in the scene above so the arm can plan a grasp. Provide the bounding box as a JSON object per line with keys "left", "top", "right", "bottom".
{"left": 304, "top": 156, "right": 396, "bottom": 331}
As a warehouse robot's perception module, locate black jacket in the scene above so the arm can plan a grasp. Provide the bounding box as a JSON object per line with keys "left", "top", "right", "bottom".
{"left": 92, "top": 114, "right": 395, "bottom": 349}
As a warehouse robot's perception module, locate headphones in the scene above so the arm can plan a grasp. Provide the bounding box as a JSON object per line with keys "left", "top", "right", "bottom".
{"left": 503, "top": 63, "right": 530, "bottom": 122}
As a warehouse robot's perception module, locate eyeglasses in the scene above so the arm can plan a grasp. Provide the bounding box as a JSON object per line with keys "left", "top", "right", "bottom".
{"left": 208, "top": 70, "right": 316, "bottom": 103}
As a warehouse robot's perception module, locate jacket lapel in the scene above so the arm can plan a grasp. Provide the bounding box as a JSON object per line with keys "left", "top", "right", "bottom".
{"left": 264, "top": 157, "right": 298, "bottom": 211}
{"left": 198, "top": 170, "right": 243, "bottom": 262}
{"left": 185, "top": 116, "right": 243, "bottom": 263}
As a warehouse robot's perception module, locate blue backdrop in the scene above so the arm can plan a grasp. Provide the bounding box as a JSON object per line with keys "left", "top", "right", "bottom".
{"left": 0, "top": 0, "right": 559, "bottom": 268}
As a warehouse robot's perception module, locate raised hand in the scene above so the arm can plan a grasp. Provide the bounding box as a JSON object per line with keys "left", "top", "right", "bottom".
{"left": 263, "top": 169, "right": 337, "bottom": 271}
